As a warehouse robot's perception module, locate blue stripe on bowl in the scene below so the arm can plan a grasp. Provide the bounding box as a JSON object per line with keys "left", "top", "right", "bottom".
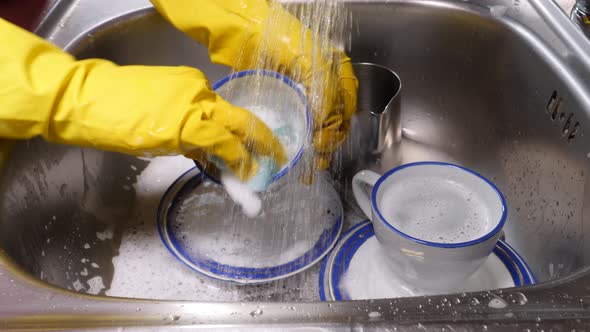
{"left": 157, "top": 167, "right": 342, "bottom": 283}
{"left": 320, "top": 221, "right": 536, "bottom": 301}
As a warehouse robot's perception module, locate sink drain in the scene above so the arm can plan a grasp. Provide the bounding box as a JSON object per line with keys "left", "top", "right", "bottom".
{"left": 546, "top": 90, "right": 580, "bottom": 142}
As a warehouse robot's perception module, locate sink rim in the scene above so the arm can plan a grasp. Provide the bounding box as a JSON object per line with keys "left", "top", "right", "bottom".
{"left": 2, "top": 0, "right": 590, "bottom": 329}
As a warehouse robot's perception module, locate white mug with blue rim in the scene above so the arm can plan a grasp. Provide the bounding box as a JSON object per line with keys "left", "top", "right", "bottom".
{"left": 352, "top": 161, "right": 507, "bottom": 291}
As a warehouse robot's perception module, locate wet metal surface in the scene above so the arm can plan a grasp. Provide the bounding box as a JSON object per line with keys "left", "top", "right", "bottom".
{"left": 1, "top": 0, "right": 590, "bottom": 330}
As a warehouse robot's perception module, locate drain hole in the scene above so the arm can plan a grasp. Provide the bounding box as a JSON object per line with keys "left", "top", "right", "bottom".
{"left": 551, "top": 98, "right": 563, "bottom": 121}
{"left": 568, "top": 122, "right": 580, "bottom": 142}
{"left": 545, "top": 91, "right": 581, "bottom": 143}
{"left": 562, "top": 114, "right": 574, "bottom": 136}
{"left": 546, "top": 90, "right": 558, "bottom": 112}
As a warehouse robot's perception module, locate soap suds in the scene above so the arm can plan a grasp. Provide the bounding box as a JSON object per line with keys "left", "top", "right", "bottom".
{"left": 221, "top": 173, "right": 262, "bottom": 218}
{"left": 86, "top": 276, "right": 105, "bottom": 295}
{"left": 103, "top": 156, "right": 335, "bottom": 300}
{"left": 381, "top": 176, "right": 491, "bottom": 243}
{"left": 96, "top": 229, "right": 113, "bottom": 241}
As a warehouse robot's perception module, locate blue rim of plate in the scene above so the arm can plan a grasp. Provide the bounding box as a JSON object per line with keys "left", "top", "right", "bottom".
{"left": 195, "top": 69, "right": 312, "bottom": 185}
{"left": 157, "top": 166, "right": 343, "bottom": 284}
{"left": 319, "top": 221, "right": 536, "bottom": 301}
{"left": 371, "top": 162, "right": 508, "bottom": 249}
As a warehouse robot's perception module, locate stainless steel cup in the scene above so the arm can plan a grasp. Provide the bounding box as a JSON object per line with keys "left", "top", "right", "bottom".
{"left": 333, "top": 63, "right": 402, "bottom": 175}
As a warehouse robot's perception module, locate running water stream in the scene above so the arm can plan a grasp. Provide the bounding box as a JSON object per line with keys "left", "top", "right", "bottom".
{"left": 217, "top": 0, "right": 352, "bottom": 215}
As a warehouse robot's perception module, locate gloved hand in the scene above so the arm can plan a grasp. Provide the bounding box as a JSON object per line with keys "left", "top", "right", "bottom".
{"left": 151, "top": 0, "right": 359, "bottom": 170}
{"left": 0, "top": 18, "right": 286, "bottom": 181}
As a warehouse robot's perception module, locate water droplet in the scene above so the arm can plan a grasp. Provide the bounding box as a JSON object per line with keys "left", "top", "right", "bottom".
{"left": 507, "top": 292, "right": 528, "bottom": 305}
{"left": 250, "top": 308, "right": 263, "bottom": 317}
{"left": 470, "top": 298, "right": 481, "bottom": 305}
{"left": 163, "top": 315, "right": 179, "bottom": 321}
{"left": 488, "top": 295, "right": 508, "bottom": 309}
{"left": 368, "top": 311, "right": 382, "bottom": 318}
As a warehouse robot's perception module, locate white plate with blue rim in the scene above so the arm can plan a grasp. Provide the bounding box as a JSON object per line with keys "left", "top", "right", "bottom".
{"left": 157, "top": 167, "right": 343, "bottom": 285}
{"left": 319, "top": 221, "right": 536, "bottom": 301}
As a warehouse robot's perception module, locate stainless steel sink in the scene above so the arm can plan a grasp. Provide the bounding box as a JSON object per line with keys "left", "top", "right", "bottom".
{"left": 2, "top": 0, "right": 590, "bottom": 330}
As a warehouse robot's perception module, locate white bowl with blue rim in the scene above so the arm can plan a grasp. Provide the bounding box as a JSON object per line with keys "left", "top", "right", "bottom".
{"left": 157, "top": 167, "right": 343, "bottom": 284}
{"left": 195, "top": 69, "right": 312, "bottom": 192}
{"left": 319, "top": 220, "right": 536, "bottom": 301}
{"left": 352, "top": 161, "right": 509, "bottom": 291}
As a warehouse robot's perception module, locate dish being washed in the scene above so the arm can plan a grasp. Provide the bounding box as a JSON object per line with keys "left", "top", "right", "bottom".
{"left": 319, "top": 221, "right": 536, "bottom": 301}
{"left": 195, "top": 70, "right": 312, "bottom": 217}
{"left": 196, "top": 70, "right": 311, "bottom": 189}
{"left": 157, "top": 167, "right": 343, "bottom": 284}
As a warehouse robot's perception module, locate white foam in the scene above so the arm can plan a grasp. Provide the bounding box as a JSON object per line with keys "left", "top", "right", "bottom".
{"left": 170, "top": 174, "right": 340, "bottom": 269}
{"left": 220, "top": 173, "right": 261, "bottom": 218}
{"left": 86, "top": 276, "right": 105, "bottom": 295}
{"left": 379, "top": 177, "right": 491, "bottom": 243}
{"left": 105, "top": 156, "right": 327, "bottom": 300}
{"left": 96, "top": 229, "right": 113, "bottom": 241}
{"left": 72, "top": 279, "right": 85, "bottom": 292}
{"left": 180, "top": 236, "right": 312, "bottom": 268}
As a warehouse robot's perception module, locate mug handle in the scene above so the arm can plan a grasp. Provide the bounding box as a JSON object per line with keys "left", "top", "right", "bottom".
{"left": 352, "top": 170, "right": 382, "bottom": 219}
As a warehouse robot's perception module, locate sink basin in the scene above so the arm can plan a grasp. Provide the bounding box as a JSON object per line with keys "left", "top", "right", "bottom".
{"left": 1, "top": 0, "right": 590, "bottom": 330}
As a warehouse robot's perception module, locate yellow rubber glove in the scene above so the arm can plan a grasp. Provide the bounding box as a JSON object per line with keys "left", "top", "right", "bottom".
{"left": 151, "top": 0, "right": 359, "bottom": 169}
{"left": 0, "top": 18, "right": 286, "bottom": 180}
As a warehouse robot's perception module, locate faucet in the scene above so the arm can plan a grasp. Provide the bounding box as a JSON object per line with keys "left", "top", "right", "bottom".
{"left": 571, "top": 0, "right": 590, "bottom": 38}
